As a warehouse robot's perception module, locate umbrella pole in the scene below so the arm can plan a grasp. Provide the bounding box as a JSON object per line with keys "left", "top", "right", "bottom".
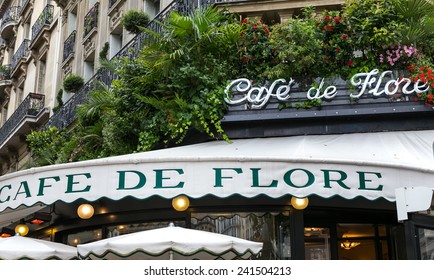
{"left": 169, "top": 250, "right": 173, "bottom": 260}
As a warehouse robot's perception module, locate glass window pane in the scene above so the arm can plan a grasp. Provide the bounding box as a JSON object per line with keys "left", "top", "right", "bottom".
{"left": 337, "top": 223, "right": 375, "bottom": 238}
{"left": 106, "top": 221, "right": 185, "bottom": 237}
{"left": 378, "top": 224, "right": 387, "bottom": 236}
{"left": 338, "top": 239, "right": 376, "bottom": 260}
{"left": 67, "top": 229, "right": 102, "bottom": 246}
{"left": 380, "top": 239, "right": 389, "bottom": 259}
{"left": 418, "top": 227, "right": 434, "bottom": 260}
{"left": 191, "top": 212, "right": 290, "bottom": 260}
{"left": 304, "top": 227, "right": 331, "bottom": 260}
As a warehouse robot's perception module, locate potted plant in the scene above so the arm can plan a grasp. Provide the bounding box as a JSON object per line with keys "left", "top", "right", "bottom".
{"left": 62, "top": 74, "right": 84, "bottom": 103}
{"left": 121, "top": 10, "right": 150, "bottom": 34}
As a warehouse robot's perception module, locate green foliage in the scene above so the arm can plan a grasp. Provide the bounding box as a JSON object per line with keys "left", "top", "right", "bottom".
{"left": 315, "top": 10, "right": 354, "bottom": 79}
{"left": 295, "top": 98, "right": 322, "bottom": 109}
{"left": 238, "top": 18, "right": 276, "bottom": 82}
{"left": 53, "top": 88, "right": 64, "bottom": 112}
{"left": 344, "top": 0, "right": 400, "bottom": 49}
{"left": 121, "top": 10, "right": 150, "bottom": 34}
{"left": 268, "top": 8, "right": 323, "bottom": 85}
{"left": 392, "top": 0, "right": 434, "bottom": 50}
{"left": 120, "top": 6, "right": 237, "bottom": 151}
{"left": 27, "top": 4, "right": 434, "bottom": 166}
{"left": 26, "top": 126, "right": 65, "bottom": 165}
{"left": 63, "top": 74, "right": 84, "bottom": 92}
{"left": 99, "top": 42, "right": 110, "bottom": 61}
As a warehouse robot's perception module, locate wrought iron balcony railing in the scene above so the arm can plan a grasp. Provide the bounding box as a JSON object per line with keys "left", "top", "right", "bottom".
{"left": 45, "top": 0, "right": 193, "bottom": 130}
{"left": 31, "top": 4, "right": 54, "bottom": 43}
{"left": 0, "top": 6, "right": 21, "bottom": 31}
{"left": 11, "top": 39, "right": 30, "bottom": 72}
{"left": 83, "top": 2, "right": 99, "bottom": 38}
{"left": 0, "top": 93, "right": 45, "bottom": 146}
{"left": 45, "top": 81, "right": 95, "bottom": 130}
{"left": 63, "top": 30, "right": 76, "bottom": 62}
{"left": 0, "top": 64, "right": 11, "bottom": 81}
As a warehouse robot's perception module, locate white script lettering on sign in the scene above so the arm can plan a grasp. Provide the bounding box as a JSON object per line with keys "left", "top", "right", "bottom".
{"left": 350, "top": 69, "right": 429, "bottom": 98}
{"left": 224, "top": 78, "right": 295, "bottom": 109}
{"left": 224, "top": 69, "right": 431, "bottom": 109}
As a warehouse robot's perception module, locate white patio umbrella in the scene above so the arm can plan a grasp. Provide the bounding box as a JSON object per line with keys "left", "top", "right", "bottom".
{"left": 0, "top": 235, "right": 77, "bottom": 260}
{"left": 77, "top": 223, "right": 263, "bottom": 260}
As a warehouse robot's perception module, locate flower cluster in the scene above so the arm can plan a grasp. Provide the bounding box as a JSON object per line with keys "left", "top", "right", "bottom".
{"left": 379, "top": 45, "right": 417, "bottom": 68}
{"left": 408, "top": 64, "right": 434, "bottom": 105}
{"left": 239, "top": 18, "right": 276, "bottom": 80}
{"left": 315, "top": 10, "right": 353, "bottom": 77}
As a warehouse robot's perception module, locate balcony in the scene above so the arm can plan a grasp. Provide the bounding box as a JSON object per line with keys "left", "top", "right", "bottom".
{"left": 29, "top": 4, "right": 54, "bottom": 49}
{"left": 52, "top": 0, "right": 69, "bottom": 9}
{"left": 11, "top": 39, "right": 30, "bottom": 76}
{"left": 45, "top": 81, "right": 95, "bottom": 130}
{"left": 45, "top": 0, "right": 187, "bottom": 130}
{"left": 19, "top": 0, "right": 32, "bottom": 17}
{"left": 83, "top": 2, "right": 99, "bottom": 40}
{"left": 0, "top": 64, "right": 11, "bottom": 88}
{"left": 0, "top": 6, "right": 21, "bottom": 41}
{"left": 0, "top": 93, "right": 49, "bottom": 158}
{"left": 62, "top": 30, "right": 76, "bottom": 63}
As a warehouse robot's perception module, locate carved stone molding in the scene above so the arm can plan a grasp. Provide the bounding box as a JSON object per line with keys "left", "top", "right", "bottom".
{"left": 19, "top": 0, "right": 34, "bottom": 25}
{"left": 66, "top": 0, "right": 78, "bottom": 11}
{"left": 63, "top": 61, "right": 73, "bottom": 77}
{"left": 109, "top": 8, "right": 123, "bottom": 31}
{"left": 30, "top": 49, "right": 38, "bottom": 64}
{"left": 62, "top": 10, "right": 68, "bottom": 25}
{"left": 83, "top": 37, "right": 96, "bottom": 60}
{"left": 18, "top": 73, "right": 26, "bottom": 86}
{"left": 4, "top": 87, "right": 11, "bottom": 100}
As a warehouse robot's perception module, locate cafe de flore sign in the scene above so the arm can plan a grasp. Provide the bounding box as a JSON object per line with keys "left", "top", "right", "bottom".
{"left": 1, "top": 130, "right": 434, "bottom": 212}
{"left": 224, "top": 69, "right": 429, "bottom": 109}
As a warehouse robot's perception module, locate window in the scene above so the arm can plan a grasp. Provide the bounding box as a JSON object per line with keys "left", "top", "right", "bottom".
{"left": 106, "top": 221, "right": 185, "bottom": 238}
{"left": 84, "top": 60, "right": 94, "bottom": 81}
{"left": 88, "top": 0, "right": 98, "bottom": 9}
{"left": 304, "top": 227, "right": 331, "bottom": 259}
{"left": 144, "top": 0, "right": 160, "bottom": 18}
{"left": 23, "top": 22, "right": 31, "bottom": 40}
{"left": 109, "top": 33, "right": 122, "bottom": 59}
{"left": 67, "top": 10, "right": 77, "bottom": 35}
{"left": 418, "top": 228, "right": 434, "bottom": 260}
{"left": 15, "top": 87, "right": 24, "bottom": 107}
{"left": 67, "top": 229, "right": 102, "bottom": 246}
{"left": 304, "top": 223, "right": 390, "bottom": 260}
{"left": 191, "top": 211, "right": 291, "bottom": 260}
{"left": 36, "top": 60, "right": 46, "bottom": 93}
{"left": 1, "top": 103, "right": 8, "bottom": 125}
